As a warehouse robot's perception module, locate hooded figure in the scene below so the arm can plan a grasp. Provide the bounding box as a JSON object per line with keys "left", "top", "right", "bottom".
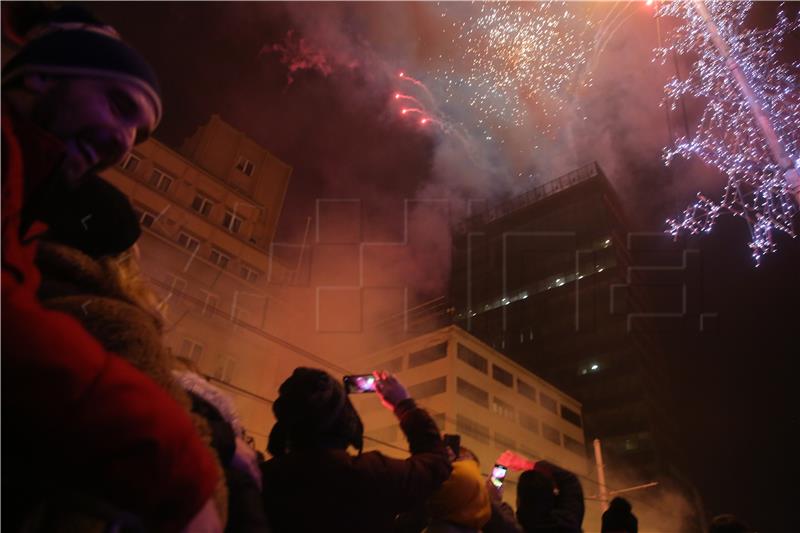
{"left": 260, "top": 368, "right": 452, "bottom": 533}
{"left": 424, "top": 455, "right": 492, "bottom": 533}
{"left": 516, "top": 462, "right": 584, "bottom": 533}
{"left": 601, "top": 497, "right": 637, "bottom": 533}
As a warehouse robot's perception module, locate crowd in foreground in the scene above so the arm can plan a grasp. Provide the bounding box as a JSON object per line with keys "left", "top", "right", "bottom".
{"left": 0, "top": 5, "right": 759, "bottom": 533}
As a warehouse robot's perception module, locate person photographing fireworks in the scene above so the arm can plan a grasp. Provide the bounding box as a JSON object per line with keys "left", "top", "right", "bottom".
{"left": 2, "top": 5, "right": 222, "bottom": 531}
{"left": 482, "top": 451, "right": 584, "bottom": 533}
{"left": 260, "top": 368, "right": 452, "bottom": 533}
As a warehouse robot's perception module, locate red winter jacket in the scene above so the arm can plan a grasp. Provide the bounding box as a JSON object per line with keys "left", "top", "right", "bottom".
{"left": 1, "top": 110, "right": 219, "bottom": 531}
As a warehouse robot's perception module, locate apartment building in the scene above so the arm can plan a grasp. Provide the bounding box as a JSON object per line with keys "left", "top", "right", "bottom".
{"left": 101, "top": 115, "right": 295, "bottom": 448}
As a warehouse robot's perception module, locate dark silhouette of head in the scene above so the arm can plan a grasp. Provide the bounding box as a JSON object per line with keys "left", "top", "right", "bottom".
{"left": 516, "top": 469, "right": 557, "bottom": 530}
{"left": 709, "top": 514, "right": 751, "bottom": 533}
{"left": 267, "top": 367, "right": 363, "bottom": 457}
{"left": 38, "top": 175, "right": 141, "bottom": 258}
{"left": 602, "top": 497, "right": 637, "bottom": 533}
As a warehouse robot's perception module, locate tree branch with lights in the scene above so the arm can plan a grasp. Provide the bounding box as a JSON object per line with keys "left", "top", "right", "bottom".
{"left": 656, "top": 0, "right": 800, "bottom": 264}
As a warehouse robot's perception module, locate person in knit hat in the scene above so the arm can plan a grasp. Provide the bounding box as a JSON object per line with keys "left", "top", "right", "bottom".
{"left": 260, "top": 368, "right": 452, "bottom": 533}
{"left": 423, "top": 447, "right": 492, "bottom": 533}
{"left": 482, "top": 455, "right": 584, "bottom": 533}
{"left": 2, "top": 6, "right": 221, "bottom": 531}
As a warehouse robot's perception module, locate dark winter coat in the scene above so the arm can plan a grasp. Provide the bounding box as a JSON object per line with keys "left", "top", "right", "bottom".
{"left": 260, "top": 399, "right": 452, "bottom": 533}
{"left": 1, "top": 109, "right": 219, "bottom": 531}
{"left": 483, "top": 461, "right": 584, "bottom": 533}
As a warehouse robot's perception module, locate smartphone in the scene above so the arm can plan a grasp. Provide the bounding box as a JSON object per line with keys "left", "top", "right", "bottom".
{"left": 343, "top": 374, "right": 377, "bottom": 394}
{"left": 490, "top": 464, "right": 508, "bottom": 488}
{"left": 443, "top": 434, "right": 461, "bottom": 456}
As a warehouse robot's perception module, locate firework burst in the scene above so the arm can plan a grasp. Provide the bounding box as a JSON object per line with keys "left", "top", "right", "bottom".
{"left": 435, "top": 1, "right": 595, "bottom": 136}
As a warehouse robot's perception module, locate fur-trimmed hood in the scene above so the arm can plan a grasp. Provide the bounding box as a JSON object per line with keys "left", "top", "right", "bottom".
{"left": 35, "top": 241, "right": 229, "bottom": 524}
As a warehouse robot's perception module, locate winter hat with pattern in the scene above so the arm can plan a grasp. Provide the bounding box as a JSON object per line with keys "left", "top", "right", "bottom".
{"left": 2, "top": 5, "right": 162, "bottom": 127}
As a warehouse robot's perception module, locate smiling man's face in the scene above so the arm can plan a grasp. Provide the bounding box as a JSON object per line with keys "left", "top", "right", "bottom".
{"left": 29, "top": 75, "right": 156, "bottom": 186}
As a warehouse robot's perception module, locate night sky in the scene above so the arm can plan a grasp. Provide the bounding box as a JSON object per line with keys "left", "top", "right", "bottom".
{"left": 87, "top": 3, "right": 800, "bottom": 530}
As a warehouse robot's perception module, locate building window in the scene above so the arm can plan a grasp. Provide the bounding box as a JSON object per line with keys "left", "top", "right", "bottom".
{"left": 191, "top": 193, "right": 214, "bottom": 217}
{"left": 223, "top": 209, "right": 244, "bottom": 234}
{"left": 456, "top": 377, "right": 489, "bottom": 408}
{"left": 377, "top": 356, "right": 404, "bottom": 373}
{"left": 518, "top": 379, "right": 537, "bottom": 402}
{"left": 408, "top": 342, "right": 447, "bottom": 369}
{"left": 491, "top": 396, "right": 515, "bottom": 420}
{"left": 457, "top": 343, "right": 488, "bottom": 373}
{"left": 179, "top": 338, "right": 203, "bottom": 364}
{"left": 492, "top": 364, "right": 514, "bottom": 388}
{"left": 542, "top": 423, "right": 561, "bottom": 446}
{"left": 239, "top": 263, "right": 261, "bottom": 284}
{"left": 456, "top": 414, "right": 490, "bottom": 444}
{"left": 540, "top": 392, "right": 558, "bottom": 414}
{"left": 149, "top": 169, "right": 173, "bottom": 192}
{"left": 561, "top": 406, "right": 583, "bottom": 428}
{"left": 519, "top": 412, "right": 539, "bottom": 434}
{"left": 213, "top": 354, "right": 236, "bottom": 383}
{"left": 563, "top": 435, "right": 586, "bottom": 457}
{"left": 120, "top": 153, "right": 140, "bottom": 173}
{"left": 209, "top": 248, "right": 230, "bottom": 269}
{"left": 494, "top": 432, "right": 516, "bottom": 451}
{"left": 177, "top": 232, "right": 200, "bottom": 253}
{"left": 200, "top": 290, "right": 219, "bottom": 317}
{"left": 139, "top": 207, "right": 158, "bottom": 228}
{"left": 407, "top": 376, "right": 447, "bottom": 400}
{"left": 236, "top": 156, "right": 255, "bottom": 176}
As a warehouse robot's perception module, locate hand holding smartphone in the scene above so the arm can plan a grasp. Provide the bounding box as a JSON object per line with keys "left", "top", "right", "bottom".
{"left": 490, "top": 464, "right": 508, "bottom": 488}
{"left": 343, "top": 374, "right": 378, "bottom": 393}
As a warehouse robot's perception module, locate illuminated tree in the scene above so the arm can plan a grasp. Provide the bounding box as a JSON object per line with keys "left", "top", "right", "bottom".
{"left": 657, "top": 0, "right": 800, "bottom": 264}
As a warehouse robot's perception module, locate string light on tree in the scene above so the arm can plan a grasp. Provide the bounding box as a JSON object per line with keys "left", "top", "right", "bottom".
{"left": 656, "top": 0, "right": 800, "bottom": 265}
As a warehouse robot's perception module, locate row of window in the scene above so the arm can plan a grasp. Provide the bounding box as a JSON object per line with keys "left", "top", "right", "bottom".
{"left": 455, "top": 266, "right": 607, "bottom": 319}
{"left": 138, "top": 204, "right": 263, "bottom": 284}
{"left": 163, "top": 274, "right": 262, "bottom": 327}
{"left": 121, "top": 153, "right": 256, "bottom": 237}
{"left": 178, "top": 338, "right": 236, "bottom": 383}
{"left": 122, "top": 152, "right": 256, "bottom": 179}
{"left": 376, "top": 341, "right": 583, "bottom": 429}
{"left": 404, "top": 374, "right": 584, "bottom": 455}
{"left": 455, "top": 413, "right": 586, "bottom": 457}
{"left": 456, "top": 344, "right": 582, "bottom": 427}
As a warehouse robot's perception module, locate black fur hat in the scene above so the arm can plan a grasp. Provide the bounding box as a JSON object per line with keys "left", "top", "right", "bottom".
{"left": 267, "top": 367, "right": 364, "bottom": 457}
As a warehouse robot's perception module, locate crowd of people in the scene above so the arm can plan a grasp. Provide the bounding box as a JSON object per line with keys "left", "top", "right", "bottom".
{"left": 1, "top": 5, "right": 757, "bottom": 533}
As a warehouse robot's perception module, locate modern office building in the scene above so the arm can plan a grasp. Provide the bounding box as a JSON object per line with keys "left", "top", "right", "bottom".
{"left": 449, "top": 162, "right": 678, "bottom": 491}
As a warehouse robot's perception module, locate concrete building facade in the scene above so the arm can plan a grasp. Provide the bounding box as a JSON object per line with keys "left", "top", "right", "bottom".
{"left": 101, "top": 116, "right": 296, "bottom": 449}
{"left": 350, "top": 326, "right": 589, "bottom": 507}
